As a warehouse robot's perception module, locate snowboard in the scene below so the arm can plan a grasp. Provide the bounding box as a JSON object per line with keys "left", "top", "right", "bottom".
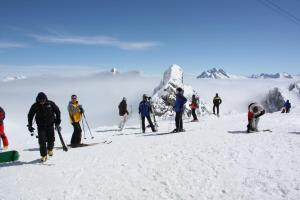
{"left": 0, "top": 150, "right": 20, "bottom": 163}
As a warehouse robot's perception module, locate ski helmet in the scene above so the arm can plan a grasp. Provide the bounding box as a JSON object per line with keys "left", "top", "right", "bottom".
{"left": 36, "top": 92, "right": 47, "bottom": 103}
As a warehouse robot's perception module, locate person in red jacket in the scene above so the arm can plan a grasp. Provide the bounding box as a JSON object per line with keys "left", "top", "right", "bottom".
{"left": 189, "top": 94, "right": 199, "bottom": 122}
{"left": 0, "top": 106, "right": 9, "bottom": 150}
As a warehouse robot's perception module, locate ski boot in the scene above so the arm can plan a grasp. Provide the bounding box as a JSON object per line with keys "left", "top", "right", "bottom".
{"left": 40, "top": 156, "right": 47, "bottom": 162}
{"left": 48, "top": 150, "right": 53, "bottom": 157}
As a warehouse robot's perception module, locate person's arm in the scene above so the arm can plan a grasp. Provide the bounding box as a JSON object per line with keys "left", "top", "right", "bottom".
{"left": 27, "top": 104, "right": 37, "bottom": 126}
{"left": 51, "top": 102, "right": 61, "bottom": 125}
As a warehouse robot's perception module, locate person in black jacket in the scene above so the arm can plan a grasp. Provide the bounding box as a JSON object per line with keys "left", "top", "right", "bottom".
{"left": 118, "top": 97, "right": 129, "bottom": 131}
{"left": 139, "top": 94, "right": 156, "bottom": 133}
{"left": 27, "top": 92, "right": 61, "bottom": 162}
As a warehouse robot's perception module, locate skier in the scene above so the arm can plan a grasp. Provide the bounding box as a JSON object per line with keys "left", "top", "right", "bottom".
{"left": 27, "top": 92, "right": 61, "bottom": 162}
{"left": 213, "top": 93, "right": 222, "bottom": 116}
{"left": 0, "top": 106, "right": 9, "bottom": 150}
{"left": 172, "top": 87, "right": 187, "bottom": 133}
{"left": 68, "top": 94, "right": 84, "bottom": 147}
{"left": 247, "top": 103, "right": 265, "bottom": 133}
{"left": 189, "top": 94, "right": 199, "bottom": 122}
{"left": 139, "top": 94, "right": 156, "bottom": 133}
{"left": 118, "top": 97, "right": 129, "bottom": 131}
{"left": 282, "top": 100, "right": 291, "bottom": 113}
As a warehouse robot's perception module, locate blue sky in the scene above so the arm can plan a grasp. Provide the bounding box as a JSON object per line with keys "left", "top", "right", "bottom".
{"left": 0, "top": 0, "right": 300, "bottom": 75}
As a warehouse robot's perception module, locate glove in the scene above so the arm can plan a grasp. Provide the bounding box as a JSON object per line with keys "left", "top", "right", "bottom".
{"left": 27, "top": 125, "right": 35, "bottom": 134}
{"left": 54, "top": 118, "right": 61, "bottom": 126}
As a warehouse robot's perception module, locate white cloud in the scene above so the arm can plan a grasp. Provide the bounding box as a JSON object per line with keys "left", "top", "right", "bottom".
{"left": 0, "top": 42, "right": 26, "bottom": 48}
{"left": 31, "top": 34, "right": 160, "bottom": 50}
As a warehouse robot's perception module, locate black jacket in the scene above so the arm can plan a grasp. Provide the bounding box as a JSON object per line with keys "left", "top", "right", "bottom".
{"left": 28, "top": 100, "right": 61, "bottom": 127}
{"left": 118, "top": 100, "right": 129, "bottom": 116}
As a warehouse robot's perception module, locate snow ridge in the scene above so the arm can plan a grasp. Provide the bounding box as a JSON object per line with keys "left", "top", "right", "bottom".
{"left": 250, "top": 72, "right": 293, "bottom": 79}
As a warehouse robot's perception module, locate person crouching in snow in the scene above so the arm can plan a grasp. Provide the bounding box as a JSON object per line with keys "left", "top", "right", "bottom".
{"left": 281, "top": 100, "right": 291, "bottom": 113}
{"left": 68, "top": 94, "right": 84, "bottom": 147}
{"left": 189, "top": 94, "right": 199, "bottom": 122}
{"left": 118, "top": 97, "right": 129, "bottom": 131}
{"left": 247, "top": 103, "right": 265, "bottom": 133}
{"left": 0, "top": 106, "right": 9, "bottom": 150}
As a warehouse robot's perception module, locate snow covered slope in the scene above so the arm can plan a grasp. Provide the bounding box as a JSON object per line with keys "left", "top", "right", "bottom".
{"left": 1, "top": 69, "right": 300, "bottom": 200}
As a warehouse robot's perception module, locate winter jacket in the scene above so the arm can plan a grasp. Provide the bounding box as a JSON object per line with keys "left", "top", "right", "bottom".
{"left": 28, "top": 99, "right": 61, "bottom": 127}
{"left": 0, "top": 107, "right": 5, "bottom": 125}
{"left": 68, "top": 101, "right": 83, "bottom": 123}
{"left": 139, "top": 100, "right": 152, "bottom": 117}
{"left": 118, "top": 100, "right": 129, "bottom": 116}
{"left": 213, "top": 96, "right": 222, "bottom": 105}
{"left": 189, "top": 98, "right": 199, "bottom": 109}
{"left": 284, "top": 101, "right": 291, "bottom": 109}
{"left": 174, "top": 93, "right": 187, "bottom": 113}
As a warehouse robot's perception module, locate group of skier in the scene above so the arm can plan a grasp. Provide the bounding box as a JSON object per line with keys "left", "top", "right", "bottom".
{"left": 0, "top": 89, "right": 293, "bottom": 162}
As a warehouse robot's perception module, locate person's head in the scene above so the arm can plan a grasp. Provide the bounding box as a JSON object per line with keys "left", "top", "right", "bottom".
{"left": 287, "top": 100, "right": 289, "bottom": 103}
{"left": 71, "top": 94, "right": 77, "bottom": 103}
{"left": 176, "top": 87, "right": 184, "bottom": 95}
{"left": 36, "top": 92, "right": 47, "bottom": 104}
{"left": 216, "top": 93, "right": 219, "bottom": 97}
{"left": 123, "top": 97, "right": 127, "bottom": 101}
{"left": 253, "top": 106, "right": 259, "bottom": 113}
{"left": 148, "top": 97, "right": 152, "bottom": 101}
{"left": 142, "top": 94, "right": 148, "bottom": 100}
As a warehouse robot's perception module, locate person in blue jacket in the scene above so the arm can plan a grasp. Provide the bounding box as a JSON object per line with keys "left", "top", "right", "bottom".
{"left": 139, "top": 94, "right": 156, "bottom": 133}
{"left": 282, "top": 100, "right": 291, "bottom": 113}
{"left": 172, "top": 87, "right": 187, "bottom": 133}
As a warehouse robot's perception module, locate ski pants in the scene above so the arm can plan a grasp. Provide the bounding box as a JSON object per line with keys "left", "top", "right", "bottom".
{"left": 0, "top": 124, "right": 9, "bottom": 147}
{"left": 213, "top": 104, "right": 220, "bottom": 115}
{"left": 37, "top": 126, "right": 55, "bottom": 157}
{"left": 119, "top": 114, "right": 128, "bottom": 131}
{"left": 191, "top": 108, "right": 198, "bottom": 120}
{"left": 141, "top": 115, "right": 155, "bottom": 132}
{"left": 71, "top": 122, "right": 82, "bottom": 145}
{"left": 248, "top": 117, "right": 260, "bottom": 131}
{"left": 175, "top": 111, "right": 183, "bottom": 131}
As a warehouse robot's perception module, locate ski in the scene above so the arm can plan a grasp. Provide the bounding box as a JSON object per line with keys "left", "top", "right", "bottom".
{"left": 55, "top": 125, "right": 68, "bottom": 152}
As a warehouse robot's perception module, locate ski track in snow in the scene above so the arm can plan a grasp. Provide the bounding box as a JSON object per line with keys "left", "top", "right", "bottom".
{"left": 1, "top": 108, "right": 300, "bottom": 200}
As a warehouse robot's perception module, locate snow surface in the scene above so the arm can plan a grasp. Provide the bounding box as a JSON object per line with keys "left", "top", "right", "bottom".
{"left": 1, "top": 68, "right": 300, "bottom": 200}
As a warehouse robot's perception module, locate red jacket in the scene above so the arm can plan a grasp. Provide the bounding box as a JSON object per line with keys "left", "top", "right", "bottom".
{"left": 0, "top": 107, "right": 5, "bottom": 125}
{"left": 248, "top": 111, "right": 254, "bottom": 120}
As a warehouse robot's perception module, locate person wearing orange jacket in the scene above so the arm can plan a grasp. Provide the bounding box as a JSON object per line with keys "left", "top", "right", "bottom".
{"left": 0, "top": 106, "right": 9, "bottom": 150}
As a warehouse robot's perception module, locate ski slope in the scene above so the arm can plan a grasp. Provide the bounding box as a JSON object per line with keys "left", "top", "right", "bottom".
{"left": 1, "top": 109, "right": 300, "bottom": 200}
{"left": 0, "top": 70, "right": 300, "bottom": 200}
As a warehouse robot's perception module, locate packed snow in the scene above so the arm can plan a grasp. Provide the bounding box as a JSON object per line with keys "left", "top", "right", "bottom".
{"left": 1, "top": 66, "right": 300, "bottom": 200}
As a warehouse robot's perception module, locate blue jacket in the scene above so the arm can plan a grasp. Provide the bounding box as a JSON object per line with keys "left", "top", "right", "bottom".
{"left": 174, "top": 94, "right": 187, "bottom": 113}
{"left": 139, "top": 100, "right": 152, "bottom": 117}
{"left": 284, "top": 101, "right": 291, "bottom": 109}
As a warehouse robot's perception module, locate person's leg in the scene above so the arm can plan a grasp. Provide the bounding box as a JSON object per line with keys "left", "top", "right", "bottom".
{"left": 146, "top": 115, "right": 156, "bottom": 132}
{"left": 213, "top": 105, "right": 216, "bottom": 114}
{"left": 141, "top": 116, "right": 146, "bottom": 133}
{"left": 175, "top": 112, "right": 180, "bottom": 131}
{"left": 217, "top": 105, "right": 220, "bottom": 115}
{"left": 120, "top": 114, "right": 127, "bottom": 130}
{"left": 0, "top": 124, "right": 9, "bottom": 147}
{"left": 254, "top": 118, "right": 260, "bottom": 131}
{"left": 192, "top": 108, "right": 197, "bottom": 120}
{"left": 179, "top": 112, "right": 183, "bottom": 131}
{"left": 37, "top": 127, "right": 47, "bottom": 157}
{"left": 46, "top": 126, "right": 55, "bottom": 153}
{"left": 71, "top": 122, "right": 82, "bottom": 145}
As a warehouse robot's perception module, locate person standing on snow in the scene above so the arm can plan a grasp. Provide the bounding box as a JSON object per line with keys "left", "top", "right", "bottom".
{"left": 139, "top": 94, "right": 156, "bottom": 133}
{"left": 189, "top": 94, "right": 199, "bottom": 122}
{"left": 172, "top": 87, "right": 187, "bottom": 133}
{"left": 213, "top": 93, "right": 222, "bottom": 116}
{"left": 282, "top": 100, "right": 291, "bottom": 113}
{"left": 118, "top": 97, "right": 129, "bottom": 131}
{"left": 247, "top": 103, "right": 265, "bottom": 133}
{"left": 68, "top": 94, "right": 84, "bottom": 147}
{"left": 27, "top": 92, "right": 61, "bottom": 162}
{"left": 0, "top": 106, "right": 9, "bottom": 150}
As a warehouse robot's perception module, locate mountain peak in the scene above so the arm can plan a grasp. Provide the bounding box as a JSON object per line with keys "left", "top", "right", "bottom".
{"left": 197, "top": 68, "right": 230, "bottom": 79}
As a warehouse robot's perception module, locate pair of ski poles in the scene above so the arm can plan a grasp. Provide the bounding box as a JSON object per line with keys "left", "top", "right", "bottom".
{"left": 81, "top": 113, "right": 94, "bottom": 139}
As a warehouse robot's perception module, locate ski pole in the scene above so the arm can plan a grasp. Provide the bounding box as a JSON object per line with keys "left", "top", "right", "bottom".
{"left": 81, "top": 117, "right": 87, "bottom": 139}
{"left": 83, "top": 113, "right": 94, "bottom": 139}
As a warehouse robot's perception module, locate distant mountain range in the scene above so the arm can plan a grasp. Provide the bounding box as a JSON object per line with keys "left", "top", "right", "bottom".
{"left": 196, "top": 68, "right": 294, "bottom": 79}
